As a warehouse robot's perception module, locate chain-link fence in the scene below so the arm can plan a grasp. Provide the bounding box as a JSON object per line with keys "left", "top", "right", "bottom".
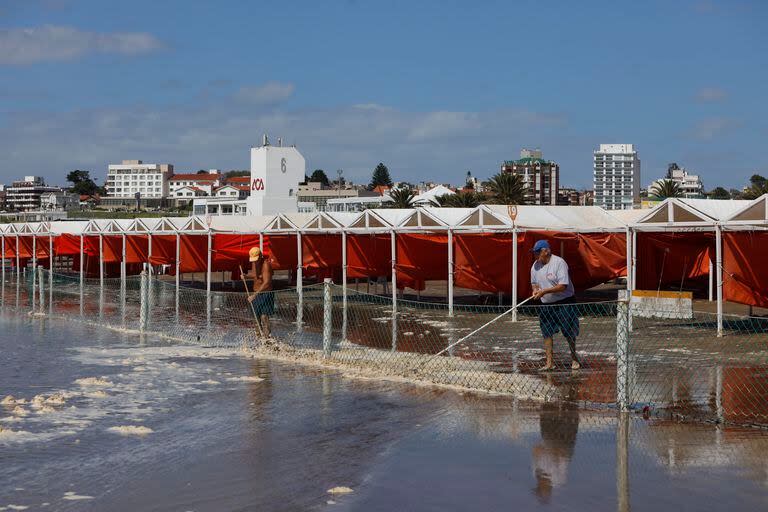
{"left": 2, "top": 267, "right": 768, "bottom": 428}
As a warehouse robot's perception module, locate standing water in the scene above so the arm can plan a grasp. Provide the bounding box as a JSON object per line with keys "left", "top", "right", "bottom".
{"left": 1, "top": 310, "right": 767, "bottom": 511}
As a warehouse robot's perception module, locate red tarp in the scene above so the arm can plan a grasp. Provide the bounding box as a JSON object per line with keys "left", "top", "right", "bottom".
{"left": 17, "top": 236, "right": 33, "bottom": 259}
{"left": 455, "top": 231, "right": 627, "bottom": 296}
{"left": 54, "top": 234, "right": 81, "bottom": 256}
{"left": 125, "top": 235, "right": 149, "bottom": 264}
{"left": 396, "top": 233, "right": 449, "bottom": 291}
{"left": 723, "top": 232, "right": 768, "bottom": 307}
{"left": 2, "top": 237, "right": 17, "bottom": 259}
{"left": 101, "top": 235, "right": 122, "bottom": 264}
{"left": 635, "top": 232, "right": 713, "bottom": 291}
{"left": 302, "top": 234, "right": 342, "bottom": 280}
{"left": 265, "top": 234, "right": 298, "bottom": 271}
{"left": 148, "top": 235, "right": 177, "bottom": 267}
{"left": 346, "top": 234, "right": 392, "bottom": 279}
{"left": 212, "top": 234, "right": 265, "bottom": 272}
{"left": 179, "top": 234, "right": 208, "bottom": 273}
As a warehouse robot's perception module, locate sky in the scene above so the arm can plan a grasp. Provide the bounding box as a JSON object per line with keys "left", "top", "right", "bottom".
{"left": 1, "top": 0, "right": 766, "bottom": 190}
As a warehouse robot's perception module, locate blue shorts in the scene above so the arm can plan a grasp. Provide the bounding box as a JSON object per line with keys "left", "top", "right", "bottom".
{"left": 251, "top": 291, "right": 275, "bottom": 316}
{"left": 538, "top": 297, "right": 580, "bottom": 339}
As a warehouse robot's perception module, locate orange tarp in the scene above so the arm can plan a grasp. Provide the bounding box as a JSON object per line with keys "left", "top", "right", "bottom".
{"left": 723, "top": 232, "right": 768, "bottom": 307}
{"left": 54, "top": 234, "right": 81, "bottom": 256}
{"left": 212, "top": 234, "right": 265, "bottom": 271}
{"left": 635, "top": 232, "right": 713, "bottom": 291}
{"left": 302, "top": 234, "right": 342, "bottom": 280}
{"left": 179, "top": 234, "right": 208, "bottom": 273}
{"left": 101, "top": 235, "right": 123, "bottom": 264}
{"left": 264, "top": 234, "right": 298, "bottom": 271}
{"left": 148, "top": 235, "right": 176, "bottom": 267}
{"left": 2, "top": 237, "right": 17, "bottom": 259}
{"left": 17, "top": 236, "right": 33, "bottom": 259}
{"left": 396, "top": 233, "right": 449, "bottom": 291}
{"left": 346, "top": 234, "right": 391, "bottom": 279}
{"left": 455, "top": 231, "right": 627, "bottom": 296}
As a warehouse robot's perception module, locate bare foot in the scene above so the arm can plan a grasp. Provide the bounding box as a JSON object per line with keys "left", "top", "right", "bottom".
{"left": 571, "top": 360, "right": 581, "bottom": 370}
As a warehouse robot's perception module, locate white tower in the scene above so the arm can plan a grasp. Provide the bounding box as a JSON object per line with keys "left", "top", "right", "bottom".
{"left": 246, "top": 135, "right": 305, "bottom": 216}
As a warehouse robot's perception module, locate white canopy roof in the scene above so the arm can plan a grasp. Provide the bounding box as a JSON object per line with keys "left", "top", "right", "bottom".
{"left": 412, "top": 185, "right": 455, "bottom": 205}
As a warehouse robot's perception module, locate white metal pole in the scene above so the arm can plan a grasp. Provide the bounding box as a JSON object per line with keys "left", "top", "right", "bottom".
{"left": 1, "top": 235, "right": 5, "bottom": 281}
{"left": 342, "top": 230, "right": 348, "bottom": 342}
{"left": 259, "top": 233, "right": 264, "bottom": 252}
{"left": 206, "top": 232, "right": 212, "bottom": 327}
{"left": 512, "top": 227, "right": 518, "bottom": 322}
{"left": 625, "top": 227, "right": 632, "bottom": 293}
{"left": 390, "top": 230, "right": 397, "bottom": 313}
{"left": 296, "top": 232, "right": 303, "bottom": 293}
{"left": 175, "top": 233, "right": 180, "bottom": 319}
{"left": 99, "top": 234, "right": 104, "bottom": 288}
{"left": 448, "top": 229, "right": 454, "bottom": 317}
{"left": 715, "top": 225, "right": 723, "bottom": 336}
{"left": 79, "top": 234, "right": 84, "bottom": 316}
{"left": 121, "top": 233, "right": 126, "bottom": 283}
{"left": 15, "top": 234, "right": 20, "bottom": 275}
{"left": 708, "top": 259, "right": 714, "bottom": 302}
{"left": 32, "top": 235, "right": 37, "bottom": 270}
{"left": 48, "top": 234, "right": 53, "bottom": 310}
{"left": 296, "top": 232, "right": 303, "bottom": 330}
{"left": 631, "top": 230, "right": 637, "bottom": 291}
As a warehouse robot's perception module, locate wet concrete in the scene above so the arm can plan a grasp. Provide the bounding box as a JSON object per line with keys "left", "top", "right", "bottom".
{"left": 1, "top": 311, "right": 768, "bottom": 511}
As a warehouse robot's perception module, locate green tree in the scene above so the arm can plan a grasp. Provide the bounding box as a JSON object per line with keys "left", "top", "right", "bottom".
{"left": 370, "top": 163, "right": 393, "bottom": 189}
{"left": 429, "top": 194, "right": 453, "bottom": 207}
{"left": 309, "top": 169, "right": 330, "bottom": 187}
{"left": 708, "top": 187, "right": 731, "bottom": 200}
{"left": 447, "top": 191, "right": 482, "bottom": 207}
{"left": 649, "top": 179, "right": 683, "bottom": 199}
{"left": 485, "top": 172, "right": 525, "bottom": 205}
{"left": 224, "top": 170, "right": 250, "bottom": 178}
{"left": 386, "top": 187, "right": 416, "bottom": 208}
{"left": 66, "top": 169, "right": 99, "bottom": 196}
{"left": 744, "top": 174, "right": 768, "bottom": 200}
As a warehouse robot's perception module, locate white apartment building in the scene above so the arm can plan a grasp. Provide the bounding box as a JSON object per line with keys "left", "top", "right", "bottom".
{"left": 167, "top": 170, "right": 222, "bottom": 196}
{"left": 5, "top": 176, "right": 63, "bottom": 212}
{"left": 648, "top": 166, "right": 704, "bottom": 199}
{"left": 593, "top": 144, "right": 641, "bottom": 210}
{"left": 105, "top": 160, "right": 173, "bottom": 198}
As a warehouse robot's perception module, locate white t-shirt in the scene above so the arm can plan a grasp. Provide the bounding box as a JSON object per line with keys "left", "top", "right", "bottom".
{"left": 530, "top": 254, "right": 575, "bottom": 304}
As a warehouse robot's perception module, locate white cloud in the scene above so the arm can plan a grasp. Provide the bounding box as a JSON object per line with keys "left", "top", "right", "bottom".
{"left": 690, "top": 117, "right": 738, "bottom": 140}
{"left": 0, "top": 25, "right": 163, "bottom": 65}
{"left": 0, "top": 100, "right": 569, "bottom": 187}
{"left": 234, "top": 82, "right": 295, "bottom": 105}
{"left": 695, "top": 87, "right": 727, "bottom": 103}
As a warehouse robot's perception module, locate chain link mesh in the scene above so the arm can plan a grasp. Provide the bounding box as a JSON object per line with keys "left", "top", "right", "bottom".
{"left": 3, "top": 268, "right": 767, "bottom": 428}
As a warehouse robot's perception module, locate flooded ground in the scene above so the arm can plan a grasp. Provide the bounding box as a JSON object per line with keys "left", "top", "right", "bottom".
{"left": 1, "top": 311, "right": 768, "bottom": 511}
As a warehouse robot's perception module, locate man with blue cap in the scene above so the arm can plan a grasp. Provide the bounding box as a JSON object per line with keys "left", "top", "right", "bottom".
{"left": 530, "top": 240, "right": 581, "bottom": 370}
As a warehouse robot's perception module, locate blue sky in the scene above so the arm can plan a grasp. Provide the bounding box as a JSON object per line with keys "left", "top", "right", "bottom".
{"left": 1, "top": 0, "right": 766, "bottom": 190}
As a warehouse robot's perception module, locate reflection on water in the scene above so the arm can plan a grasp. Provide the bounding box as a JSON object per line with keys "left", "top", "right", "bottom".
{"left": 1, "top": 305, "right": 767, "bottom": 510}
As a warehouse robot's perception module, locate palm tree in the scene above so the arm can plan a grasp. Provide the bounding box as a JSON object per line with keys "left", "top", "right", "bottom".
{"left": 429, "top": 194, "right": 453, "bottom": 207}
{"left": 446, "top": 191, "right": 482, "bottom": 208}
{"left": 485, "top": 173, "right": 525, "bottom": 205}
{"left": 743, "top": 174, "right": 768, "bottom": 200}
{"left": 387, "top": 187, "right": 417, "bottom": 208}
{"left": 650, "top": 179, "right": 683, "bottom": 199}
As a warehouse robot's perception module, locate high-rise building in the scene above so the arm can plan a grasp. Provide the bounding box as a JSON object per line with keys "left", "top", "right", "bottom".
{"left": 593, "top": 144, "right": 641, "bottom": 210}
{"left": 105, "top": 160, "right": 173, "bottom": 199}
{"left": 5, "top": 176, "right": 63, "bottom": 212}
{"left": 501, "top": 149, "right": 559, "bottom": 205}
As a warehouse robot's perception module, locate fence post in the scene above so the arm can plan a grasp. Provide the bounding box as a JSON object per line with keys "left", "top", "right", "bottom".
{"left": 140, "top": 268, "right": 148, "bottom": 332}
{"left": 616, "top": 293, "right": 630, "bottom": 412}
{"left": 37, "top": 265, "right": 44, "bottom": 313}
{"left": 323, "top": 278, "right": 332, "bottom": 356}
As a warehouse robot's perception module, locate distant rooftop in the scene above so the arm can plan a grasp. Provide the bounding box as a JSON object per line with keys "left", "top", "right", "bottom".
{"left": 502, "top": 157, "right": 552, "bottom": 166}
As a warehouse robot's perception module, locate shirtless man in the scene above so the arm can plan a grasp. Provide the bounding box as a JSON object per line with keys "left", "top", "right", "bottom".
{"left": 245, "top": 247, "right": 274, "bottom": 338}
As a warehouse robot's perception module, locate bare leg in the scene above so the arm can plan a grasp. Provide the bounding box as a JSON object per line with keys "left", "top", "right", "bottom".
{"left": 542, "top": 337, "right": 554, "bottom": 370}
{"left": 566, "top": 336, "right": 580, "bottom": 369}
{"left": 261, "top": 314, "right": 271, "bottom": 339}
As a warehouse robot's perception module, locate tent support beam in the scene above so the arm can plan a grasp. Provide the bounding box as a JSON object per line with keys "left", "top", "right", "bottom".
{"left": 512, "top": 227, "right": 518, "bottom": 322}
{"left": 715, "top": 225, "right": 723, "bottom": 337}
{"left": 296, "top": 232, "right": 303, "bottom": 330}
{"left": 448, "top": 229, "right": 454, "bottom": 317}
{"left": 99, "top": 234, "right": 104, "bottom": 288}
{"left": 631, "top": 230, "right": 637, "bottom": 291}
{"left": 708, "top": 259, "right": 714, "bottom": 302}
{"left": 175, "top": 233, "right": 180, "bottom": 321}
{"left": 390, "top": 230, "right": 397, "bottom": 352}
{"left": 16, "top": 234, "right": 20, "bottom": 275}
{"left": 342, "top": 230, "right": 347, "bottom": 341}
{"left": 206, "top": 232, "right": 212, "bottom": 328}
{"left": 121, "top": 234, "right": 126, "bottom": 284}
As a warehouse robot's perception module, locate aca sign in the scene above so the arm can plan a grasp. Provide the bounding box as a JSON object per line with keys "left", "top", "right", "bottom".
{"left": 251, "top": 178, "right": 265, "bottom": 191}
